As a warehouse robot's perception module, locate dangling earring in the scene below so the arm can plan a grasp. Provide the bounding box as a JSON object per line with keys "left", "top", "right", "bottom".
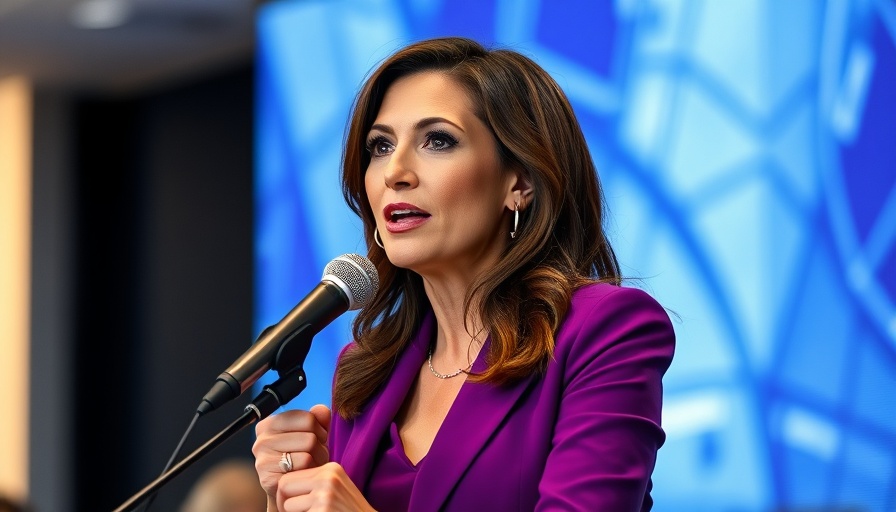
{"left": 510, "top": 202, "right": 520, "bottom": 239}
{"left": 374, "top": 228, "right": 385, "bottom": 249}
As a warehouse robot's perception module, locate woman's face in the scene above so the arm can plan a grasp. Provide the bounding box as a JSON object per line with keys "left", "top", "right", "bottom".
{"left": 364, "top": 71, "right": 518, "bottom": 281}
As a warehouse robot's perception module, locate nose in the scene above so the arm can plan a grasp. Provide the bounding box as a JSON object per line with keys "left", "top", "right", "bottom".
{"left": 383, "top": 146, "right": 418, "bottom": 190}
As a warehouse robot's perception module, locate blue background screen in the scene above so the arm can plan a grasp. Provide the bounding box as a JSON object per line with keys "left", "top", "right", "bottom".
{"left": 254, "top": 1, "right": 896, "bottom": 509}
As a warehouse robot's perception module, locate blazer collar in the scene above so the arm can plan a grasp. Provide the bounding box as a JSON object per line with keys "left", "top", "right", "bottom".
{"left": 338, "top": 312, "right": 432, "bottom": 482}
{"left": 339, "top": 310, "right": 536, "bottom": 509}
{"left": 410, "top": 347, "right": 536, "bottom": 509}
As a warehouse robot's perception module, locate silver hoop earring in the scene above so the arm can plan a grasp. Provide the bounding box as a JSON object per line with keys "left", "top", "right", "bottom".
{"left": 510, "top": 202, "right": 520, "bottom": 239}
{"left": 374, "top": 228, "right": 385, "bottom": 249}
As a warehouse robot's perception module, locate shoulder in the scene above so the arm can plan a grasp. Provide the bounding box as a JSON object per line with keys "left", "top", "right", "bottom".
{"left": 555, "top": 282, "right": 675, "bottom": 364}
{"left": 567, "top": 281, "right": 671, "bottom": 326}
{"left": 337, "top": 340, "right": 356, "bottom": 358}
{"left": 333, "top": 341, "right": 355, "bottom": 369}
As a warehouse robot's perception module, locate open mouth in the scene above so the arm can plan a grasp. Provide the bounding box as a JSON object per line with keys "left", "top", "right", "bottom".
{"left": 389, "top": 209, "right": 431, "bottom": 222}
{"left": 384, "top": 203, "right": 431, "bottom": 224}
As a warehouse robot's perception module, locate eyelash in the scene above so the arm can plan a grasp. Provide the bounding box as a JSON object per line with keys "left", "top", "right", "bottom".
{"left": 423, "top": 130, "right": 459, "bottom": 151}
{"left": 365, "top": 135, "right": 391, "bottom": 156}
{"left": 365, "top": 130, "right": 459, "bottom": 157}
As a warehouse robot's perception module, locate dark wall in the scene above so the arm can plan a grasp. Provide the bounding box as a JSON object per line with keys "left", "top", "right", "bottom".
{"left": 38, "top": 62, "right": 257, "bottom": 512}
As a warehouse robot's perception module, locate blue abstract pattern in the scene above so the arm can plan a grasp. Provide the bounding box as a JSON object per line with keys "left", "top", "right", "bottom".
{"left": 254, "top": 0, "right": 896, "bottom": 509}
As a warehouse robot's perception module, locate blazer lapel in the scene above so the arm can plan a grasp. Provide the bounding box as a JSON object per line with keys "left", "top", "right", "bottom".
{"left": 409, "top": 341, "right": 537, "bottom": 510}
{"left": 339, "top": 312, "right": 434, "bottom": 484}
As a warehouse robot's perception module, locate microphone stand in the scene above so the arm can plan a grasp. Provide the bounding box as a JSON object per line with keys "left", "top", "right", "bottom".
{"left": 112, "top": 366, "right": 308, "bottom": 512}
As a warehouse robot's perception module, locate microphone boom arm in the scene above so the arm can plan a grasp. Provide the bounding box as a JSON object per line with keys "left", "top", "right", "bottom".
{"left": 113, "top": 366, "right": 308, "bottom": 512}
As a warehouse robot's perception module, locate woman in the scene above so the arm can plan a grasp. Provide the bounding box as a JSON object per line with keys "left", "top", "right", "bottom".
{"left": 253, "top": 36, "right": 675, "bottom": 511}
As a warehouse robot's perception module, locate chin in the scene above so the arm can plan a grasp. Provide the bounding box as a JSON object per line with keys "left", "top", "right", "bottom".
{"left": 385, "top": 247, "right": 439, "bottom": 274}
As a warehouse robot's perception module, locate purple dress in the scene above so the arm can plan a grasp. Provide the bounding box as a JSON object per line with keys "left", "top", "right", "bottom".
{"left": 365, "top": 422, "right": 419, "bottom": 511}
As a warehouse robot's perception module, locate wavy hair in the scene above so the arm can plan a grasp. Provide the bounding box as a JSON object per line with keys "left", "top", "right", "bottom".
{"left": 334, "top": 37, "right": 620, "bottom": 419}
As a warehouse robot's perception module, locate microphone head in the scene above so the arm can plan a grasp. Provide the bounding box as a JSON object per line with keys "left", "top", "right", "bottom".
{"left": 322, "top": 253, "right": 379, "bottom": 310}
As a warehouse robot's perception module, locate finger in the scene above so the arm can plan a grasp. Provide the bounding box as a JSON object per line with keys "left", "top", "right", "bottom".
{"left": 254, "top": 431, "right": 329, "bottom": 471}
{"left": 308, "top": 404, "right": 331, "bottom": 439}
{"left": 278, "top": 465, "right": 331, "bottom": 498}
{"left": 256, "top": 409, "right": 324, "bottom": 436}
{"left": 253, "top": 453, "right": 283, "bottom": 499}
{"left": 278, "top": 463, "right": 358, "bottom": 510}
{"left": 282, "top": 434, "right": 330, "bottom": 469}
{"left": 254, "top": 410, "right": 328, "bottom": 451}
{"left": 277, "top": 470, "right": 315, "bottom": 512}
{"left": 254, "top": 409, "right": 298, "bottom": 441}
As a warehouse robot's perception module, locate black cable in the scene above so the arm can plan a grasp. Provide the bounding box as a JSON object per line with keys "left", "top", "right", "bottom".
{"left": 135, "top": 411, "right": 200, "bottom": 512}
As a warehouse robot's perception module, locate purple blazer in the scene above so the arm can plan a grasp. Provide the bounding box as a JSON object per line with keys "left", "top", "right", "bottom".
{"left": 329, "top": 283, "right": 675, "bottom": 511}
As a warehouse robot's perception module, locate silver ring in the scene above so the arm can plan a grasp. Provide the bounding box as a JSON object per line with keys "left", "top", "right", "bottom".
{"left": 279, "top": 452, "right": 293, "bottom": 472}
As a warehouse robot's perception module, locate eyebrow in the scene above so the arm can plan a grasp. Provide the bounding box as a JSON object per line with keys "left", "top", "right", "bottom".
{"left": 368, "top": 116, "right": 465, "bottom": 135}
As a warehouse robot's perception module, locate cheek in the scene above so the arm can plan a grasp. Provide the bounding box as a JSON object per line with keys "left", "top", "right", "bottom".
{"left": 364, "top": 169, "right": 381, "bottom": 201}
{"left": 443, "top": 162, "right": 508, "bottom": 211}
{"left": 439, "top": 177, "right": 502, "bottom": 222}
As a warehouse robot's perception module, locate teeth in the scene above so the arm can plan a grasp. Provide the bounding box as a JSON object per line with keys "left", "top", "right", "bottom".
{"left": 390, "top": 209, "right": 426, "bottom": 221}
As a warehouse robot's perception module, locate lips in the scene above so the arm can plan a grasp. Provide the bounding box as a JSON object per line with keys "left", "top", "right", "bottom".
{"left": 383, "top": 202, "right": 431, "bottom": 232}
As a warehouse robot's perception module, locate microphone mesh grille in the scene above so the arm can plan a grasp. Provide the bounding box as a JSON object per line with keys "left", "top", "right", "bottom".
{"left": 323, "top": 253, "right": 379, "bottom": 310}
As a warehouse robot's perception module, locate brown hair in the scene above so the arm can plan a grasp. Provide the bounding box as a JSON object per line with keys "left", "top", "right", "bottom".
{"left": 335, "top": 36, "right": 620, "bottom": 418}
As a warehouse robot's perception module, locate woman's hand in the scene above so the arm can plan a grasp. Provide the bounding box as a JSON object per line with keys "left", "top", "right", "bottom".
{"left": 276, "top": 461, "right": 376, "bottom": 511}
{"left": 253, "top": 404, "right": 332, "bottom": 503}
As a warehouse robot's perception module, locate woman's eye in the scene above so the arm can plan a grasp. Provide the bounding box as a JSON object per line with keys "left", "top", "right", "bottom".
{"left": 365, "top": 136, "right": 393, "bottom": 157}
{"left": 423, "top": 130, "right": 458, "bottom": 151}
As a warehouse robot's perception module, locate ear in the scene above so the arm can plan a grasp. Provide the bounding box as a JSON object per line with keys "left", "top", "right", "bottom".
{"left": 505, "top": 169, "right": 533, "bottom": 211}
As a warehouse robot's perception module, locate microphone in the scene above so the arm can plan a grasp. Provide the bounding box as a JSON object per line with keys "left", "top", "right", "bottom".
{"left": 197, "top": 253, "right": 379, "bottom": 415}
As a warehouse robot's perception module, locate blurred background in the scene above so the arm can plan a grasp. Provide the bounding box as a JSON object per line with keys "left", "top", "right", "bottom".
{"left": 1, "top": 0, "right": 894, "bottom": 511}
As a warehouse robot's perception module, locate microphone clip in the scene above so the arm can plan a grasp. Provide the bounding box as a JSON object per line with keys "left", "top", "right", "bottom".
{"left": 245, "top": 366, "right": 308, "bottom": 420}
